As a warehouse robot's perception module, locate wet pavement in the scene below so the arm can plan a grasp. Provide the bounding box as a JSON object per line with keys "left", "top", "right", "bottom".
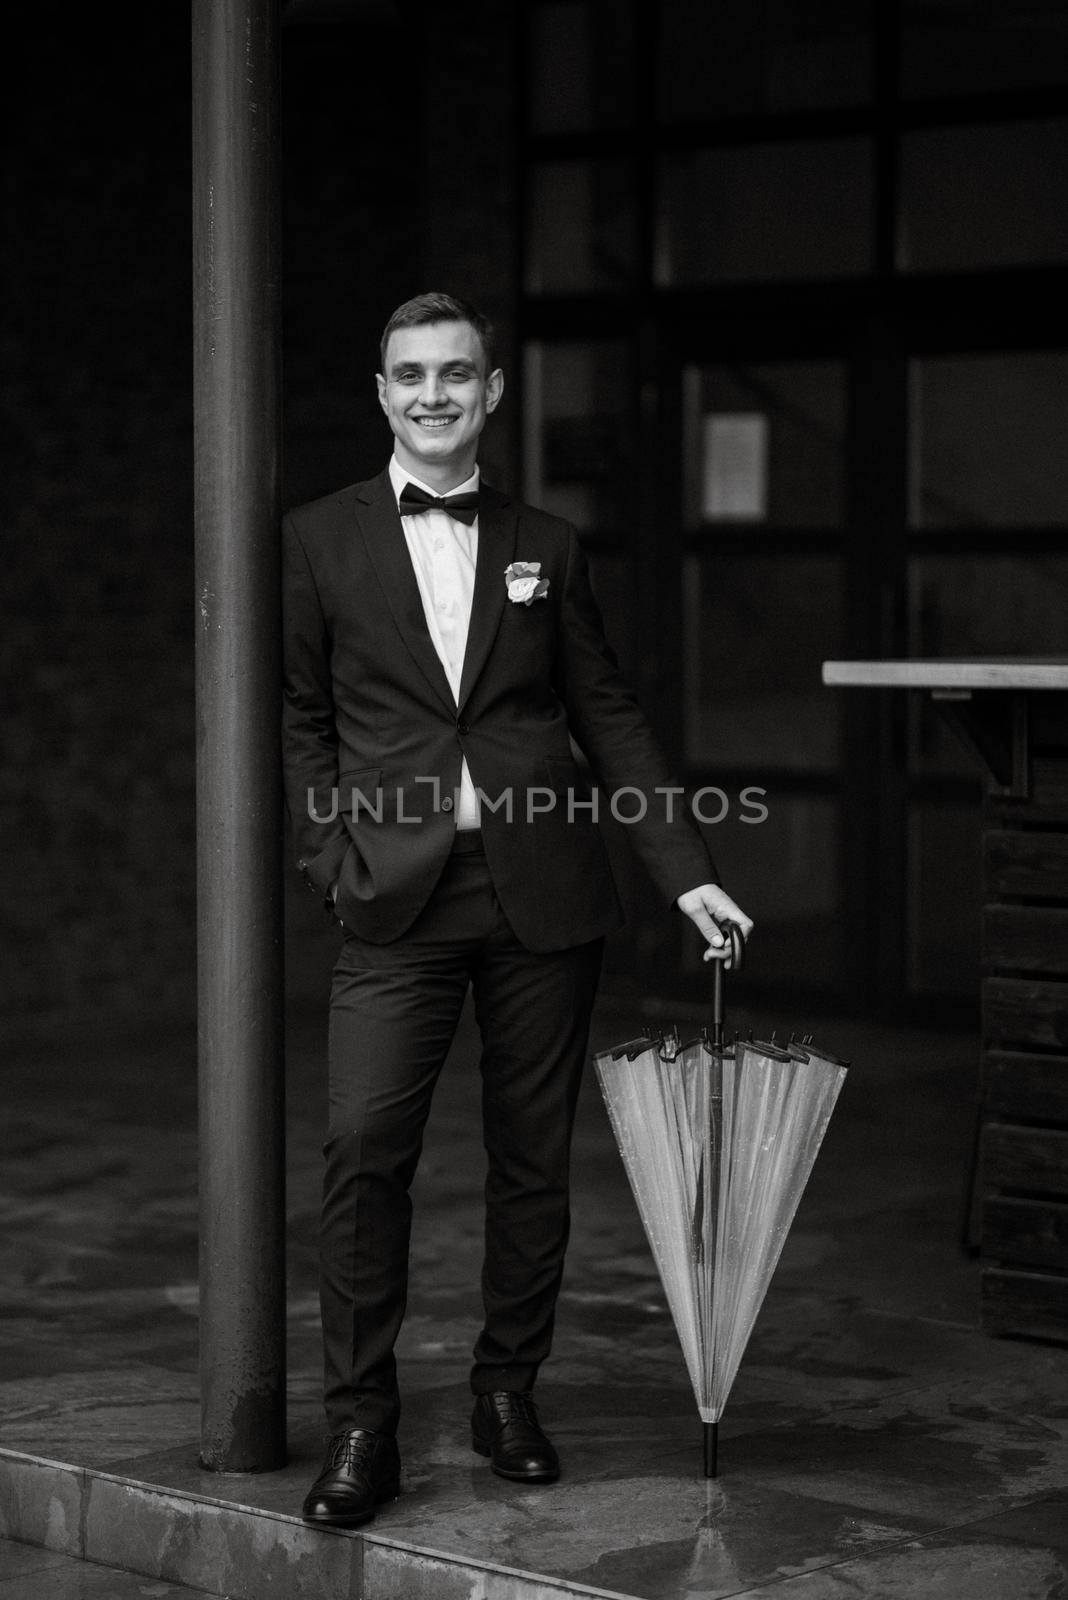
{"left": 2, "top": 986, "right": 1067, "bottom": 1598}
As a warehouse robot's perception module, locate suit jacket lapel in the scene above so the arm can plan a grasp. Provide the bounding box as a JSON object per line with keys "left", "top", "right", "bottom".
{"left": 459, "top": 484, "right": 517, "bottom": 712}
{"left": 354, "top": 470, "right": 456, "bottom": 715}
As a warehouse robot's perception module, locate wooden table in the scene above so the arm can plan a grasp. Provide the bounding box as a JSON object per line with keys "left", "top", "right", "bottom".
{"left": 823, "top": 658, "right": 1068, "bottom": 1344}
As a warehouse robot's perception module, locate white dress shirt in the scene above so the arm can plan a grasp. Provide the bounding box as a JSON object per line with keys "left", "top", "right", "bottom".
{"left": 389, "top": 454, "right": 481, "bottom": 829}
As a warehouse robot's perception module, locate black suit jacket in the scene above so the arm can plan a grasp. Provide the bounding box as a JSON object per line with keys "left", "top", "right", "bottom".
{"left": 281, "top": 468, "right": 714, "bottom": 951}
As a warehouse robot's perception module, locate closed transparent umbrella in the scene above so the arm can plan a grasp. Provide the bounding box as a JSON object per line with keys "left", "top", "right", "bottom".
{"left": 594, "top": 928, "right": 847, "bottom": 1476}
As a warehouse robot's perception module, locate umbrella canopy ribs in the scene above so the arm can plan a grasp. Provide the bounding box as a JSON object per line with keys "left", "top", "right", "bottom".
{"left": 594, "top": 927, "right": 847, "bottom": 1478}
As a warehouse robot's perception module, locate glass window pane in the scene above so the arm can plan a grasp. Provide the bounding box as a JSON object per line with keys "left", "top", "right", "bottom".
{"left": 683, "top": 794, "right": 843, "bottom": 987}
{"left": 656, "top": 140, "right": 872, "bottom": 285}
{"left": 909, "top": 353, "right": 1068, "bottom": 530}
{"left": 902, "top": 0, "right": 1068, "bottom": 98}
{"left": 907, "top": 555, "right": 1068, "bottom": 776}
{"left": 684, "top": 362, "right": 846, "bottom": 529}
{"left": 683, "top": 555, "right": 843, "bottom": 771}
{"left": 523, "top": 340, "right": 636, "bottom": 537}
{"left": 527, "top": 0, "right": 634, "bottom": 135}
{"left": 908, "top": 800, "right": 982, "bottom": 999}
{"left": 656, "top": 0, "right": 874, "bottom": 119}
{"left": 899, "top": 120, "right": 1068, "bottom": 272}
{"left": 526, "top": 160, "right": 637, "bottom": 293}
{"left": 908, "top": 555, "right": 1068, "bottom": 657}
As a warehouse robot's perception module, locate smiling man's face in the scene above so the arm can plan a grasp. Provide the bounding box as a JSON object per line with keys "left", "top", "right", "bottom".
{"left": 376, "top": 320, "right": 504, "bottom": 490}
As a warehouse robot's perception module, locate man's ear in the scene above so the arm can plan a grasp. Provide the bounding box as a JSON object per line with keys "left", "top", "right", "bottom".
{"left": 375, "top": 373, "right": 389, "bottom": 414}
{"left": 485, "top": 368, "right": 504, "bottom": 414}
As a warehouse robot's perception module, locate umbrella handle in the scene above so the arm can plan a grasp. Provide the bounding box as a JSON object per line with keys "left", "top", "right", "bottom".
{"left": 725, "top": 921, "right": 746, "bottom": 971}
{"left": 708, "top": 921, "right": 745, "bottom": 973}
{"left": 710, "top": 922, "right": 745, "bottom": 1047}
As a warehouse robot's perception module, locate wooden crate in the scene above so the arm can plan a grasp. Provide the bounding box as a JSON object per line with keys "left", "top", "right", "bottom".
{"left": 982, "top": 1197, "right": 1068, "bottom": 1274}
{"left": 980, "top": 738, "right": 1068, "bottom": 1342}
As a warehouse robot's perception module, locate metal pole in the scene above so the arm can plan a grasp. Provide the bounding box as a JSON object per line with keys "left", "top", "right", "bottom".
{"left": 192, "top": 0, "right": 286, "bottom": 1471}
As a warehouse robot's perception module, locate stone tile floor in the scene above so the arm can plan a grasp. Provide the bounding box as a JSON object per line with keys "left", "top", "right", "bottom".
{"left": 2, "top": 983, "right": 1067, "bottom": 1598}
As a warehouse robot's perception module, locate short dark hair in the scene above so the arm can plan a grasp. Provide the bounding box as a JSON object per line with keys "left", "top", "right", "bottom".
{"left": 379, "top": 292, "right": 495, "bottom": 374}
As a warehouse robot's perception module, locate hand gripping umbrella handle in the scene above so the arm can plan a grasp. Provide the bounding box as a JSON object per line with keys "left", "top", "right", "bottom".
{"left": 710, "top": 921, "right": 745, "bottom": 1050}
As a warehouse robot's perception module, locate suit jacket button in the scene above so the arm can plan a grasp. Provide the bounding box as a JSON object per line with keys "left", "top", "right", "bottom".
{"left": 441, "top": 796, "right": 454, "bottom": 812}
{"left": 456, "top": 719, "right": 469, "bottom": 735}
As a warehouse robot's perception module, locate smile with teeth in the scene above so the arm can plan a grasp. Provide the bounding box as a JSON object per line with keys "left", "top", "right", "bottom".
{"left": 414, "top": 416, "right": 459, "bottom": 428}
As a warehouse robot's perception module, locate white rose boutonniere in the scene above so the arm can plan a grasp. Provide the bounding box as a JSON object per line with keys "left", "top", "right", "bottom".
{"left": 505, "top": 560, "right": 550, "bottom": 606}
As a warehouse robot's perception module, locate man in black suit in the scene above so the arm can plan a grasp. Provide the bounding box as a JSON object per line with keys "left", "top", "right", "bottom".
{"left": 283, "top": 292, "right": 752, "bottom": 1527}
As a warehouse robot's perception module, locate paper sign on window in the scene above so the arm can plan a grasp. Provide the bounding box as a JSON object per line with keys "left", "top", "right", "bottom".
{"left": 703, "top": 413, "right": 768, "bottom": 521}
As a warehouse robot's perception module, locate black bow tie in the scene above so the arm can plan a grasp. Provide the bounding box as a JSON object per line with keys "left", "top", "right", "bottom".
{"left": 398, "top": 482, "right": 480, "bottom": 525}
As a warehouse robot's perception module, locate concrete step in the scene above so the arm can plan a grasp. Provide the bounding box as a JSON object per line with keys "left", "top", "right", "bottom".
{"left": 0, "top": 1446, "right": 633, "bottom": 1600}
{"left": 0, "top": 1535, "right": 219, "bottom": 1598}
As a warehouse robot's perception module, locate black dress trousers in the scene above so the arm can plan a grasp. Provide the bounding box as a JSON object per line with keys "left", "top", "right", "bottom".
{"left": 320, "top": 831, "right": 604, "bottom": 1435}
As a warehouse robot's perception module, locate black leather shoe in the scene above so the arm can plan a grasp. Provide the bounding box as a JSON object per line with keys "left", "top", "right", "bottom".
{"left": 471, "top": 1391, "right": 560, "bottom": 1483}
{"left": 302, "top": 1428, "right": 401, "bottom": 1528}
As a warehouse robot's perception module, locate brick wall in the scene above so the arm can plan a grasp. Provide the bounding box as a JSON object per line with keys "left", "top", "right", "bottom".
{"left": 3, "top": 11, "right": 197, "bottom": 1017}
{"left": 2, "top": 9, "right": 519, "bottom": 1020}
